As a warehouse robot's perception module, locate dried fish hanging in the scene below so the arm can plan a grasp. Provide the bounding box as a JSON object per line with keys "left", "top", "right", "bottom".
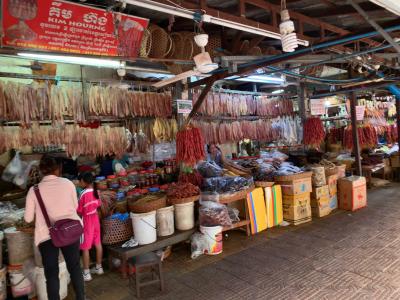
{"left": 0, "top": 125, "right": 130, "bottom": 157}
{"left": 0, "top": 81, "right": 85, "bottom": 125}
{"left": 88, "top": 85, "right": 172, "bottom": 118}
{"left": 192, "top": 90, "right": 294, "bottom": 117}
{"left": 192, "top": 116, "right": 300, "bottom": 145}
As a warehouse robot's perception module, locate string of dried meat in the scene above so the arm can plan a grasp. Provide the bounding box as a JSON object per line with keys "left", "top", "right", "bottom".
{"left": 303, "top": 117, "right": 325, "bottom": 148}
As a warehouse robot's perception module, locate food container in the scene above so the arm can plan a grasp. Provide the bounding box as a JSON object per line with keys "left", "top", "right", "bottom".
{"left": 119, "top": 177, "right": 130, "bottom": 187}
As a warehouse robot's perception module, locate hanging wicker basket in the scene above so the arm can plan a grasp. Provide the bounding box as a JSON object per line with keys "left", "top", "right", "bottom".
{"left": 148, "top": 24, "right": 170, "bottom": 58}
{"left": 139, "top": 28, "right": 152, "bottom": 58}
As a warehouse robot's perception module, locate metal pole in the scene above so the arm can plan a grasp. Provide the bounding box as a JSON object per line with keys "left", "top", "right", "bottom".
{"left": 396, "top": 97, "right": 400, "bottom": 149}
{"left": 350, "top": 91, "right": 362, "bottom": 175}
{"left": 297, "top": 81, "right": 306, "bottom": 123}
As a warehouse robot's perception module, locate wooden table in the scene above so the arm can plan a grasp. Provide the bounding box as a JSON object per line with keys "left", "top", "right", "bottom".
{"left": 106, "top": 229, "right": 195, "bottom": 278}
{"left": 361, "top": 163, "right": 385, "bottom": 187}
{"left": 219, "top": 188, "right": 253, "bottom": 236}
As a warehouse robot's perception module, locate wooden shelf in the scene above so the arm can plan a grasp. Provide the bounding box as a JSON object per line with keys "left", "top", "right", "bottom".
{"left": 222, "top": 220, "right": 250, "bottom": 232}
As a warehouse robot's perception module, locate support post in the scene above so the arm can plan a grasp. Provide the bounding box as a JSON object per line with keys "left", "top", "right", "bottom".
{"left": 396, "top": 97, "right": 400, "bottom": 148}
{"left": 173, "top": 81, "right": 184, "bottom": 128}
{"left": 350, "top": 91, "right": 362, "bottom": 175}
{"left": 297, "top": 81, "right": 306, "bottom": 123}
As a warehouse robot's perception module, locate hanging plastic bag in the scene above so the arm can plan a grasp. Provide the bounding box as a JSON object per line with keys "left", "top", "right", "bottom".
{"left": 2, "top": 151, "right": 23, "bottom": 182}
{"left": 13, "top": 160, "right": 39, "bottom": 189}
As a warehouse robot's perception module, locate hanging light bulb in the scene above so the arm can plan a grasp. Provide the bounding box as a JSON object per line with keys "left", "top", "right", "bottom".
{"left": 280, "top": 0, "right": 298, "bottom": 53}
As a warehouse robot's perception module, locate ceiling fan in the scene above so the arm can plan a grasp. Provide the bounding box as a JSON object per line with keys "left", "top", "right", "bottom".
{"left": 152, "top": 34, "right": 219, "bottom": 88}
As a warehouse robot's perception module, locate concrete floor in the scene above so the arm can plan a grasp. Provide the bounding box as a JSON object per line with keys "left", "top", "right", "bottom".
{"left": 78, "top": 184, "right": 400, "bottom": 300}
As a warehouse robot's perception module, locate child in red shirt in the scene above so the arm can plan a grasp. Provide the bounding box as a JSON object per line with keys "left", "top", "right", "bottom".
{"left": 77, "top": 172, "right": 103, "bottom": 282}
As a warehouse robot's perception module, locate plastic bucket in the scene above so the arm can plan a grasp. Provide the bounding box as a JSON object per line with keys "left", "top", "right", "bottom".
{"left": 200, "top": 226, "right": 223, "bottom": 255}
{"left": 4, "top": 227, "right": 33, "bottom": 265}
{"left": 131, "top": 211, "right": 157, "bottom": 245}
{"left": 156, "top": 206, "right": 175, "bottom": 237}
{"left": 174, "top": 202, "right": 195, "bottom": 231}
{"left": 0, "top": 267, "right": 6, "bottom": 300}
{"left": 8, "top": 264, "right": 34, "bottom": 298}
{"left": 35, "top": 261, "right": 69, "bottom": 300}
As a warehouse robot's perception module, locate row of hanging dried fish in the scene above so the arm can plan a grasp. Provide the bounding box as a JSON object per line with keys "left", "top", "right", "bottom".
{"left": 0, "top": 81, "right": 173, "bottom": 125}
{"left": 0, "top": 81, "right": 85, "bottom": 126}
{"left": 0, "top": 124, "right": 129, "bottom": 157}
{"left": 192, "top": 92, "right": 294, "bottom": 118}
{"left": 88, "top": 86, "right": 172, "bottom": 118}
{"left": 192, "top": 116, "right": 301, "bottom": 145}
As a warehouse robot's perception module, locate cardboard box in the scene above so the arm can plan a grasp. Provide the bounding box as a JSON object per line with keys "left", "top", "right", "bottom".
{"left": 326, "top": 174, "right": 338, "bottom": 197}
{"left": 329, "top": 195, "right": 338, "bottom": 210}
{"left": 278, "top": 177, "right": 312, "bottom": 195}
{"left": 283, "top": 203, "right": 312, "bottom": 223}
{"left": 310, "top": 195, "right": 330, "bottom": 208}
{"left": 282, "top": 192, "right": 310, "bottom": 207}
{"left": 312, "top": 204, "right": 332, "bottom": 218}
{"left": 311, "top": 185, "right": 329, "bottom": 200}
{"left": 338, "top": 176, "right": 367, "bottom": 211}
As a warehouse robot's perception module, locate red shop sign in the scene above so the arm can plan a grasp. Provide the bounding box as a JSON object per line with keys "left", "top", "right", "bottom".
{"left": 1, "top": 0, "right": 149, "bottom": 57}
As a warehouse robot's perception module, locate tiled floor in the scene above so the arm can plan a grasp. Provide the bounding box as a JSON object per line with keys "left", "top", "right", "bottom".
{"left": 78, "top": 184, "right": 400, "bottom": 299}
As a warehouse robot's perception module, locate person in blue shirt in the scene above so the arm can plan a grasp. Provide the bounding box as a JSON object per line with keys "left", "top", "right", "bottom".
{"left": 207, "top": 144, "right": 224, "bottom": 167}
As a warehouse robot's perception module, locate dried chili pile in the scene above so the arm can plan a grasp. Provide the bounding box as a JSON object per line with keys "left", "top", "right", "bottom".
{"left": 176, "top": 127, "right": 205, "bottom": 166}
{"left": 178, "top": 170, "right": 203, "bottom": 187}
{"left": 303, "top": 117, "right": 325, "bottom": 148}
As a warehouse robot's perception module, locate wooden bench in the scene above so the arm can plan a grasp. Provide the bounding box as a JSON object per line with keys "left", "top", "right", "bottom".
{"left": 106, "top": 229, "right": 195, "bottom": 278}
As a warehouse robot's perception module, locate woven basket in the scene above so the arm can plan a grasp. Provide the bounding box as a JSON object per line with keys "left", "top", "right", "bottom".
{"left": 206, "top": 35, "right": 221, "bottom": 58}
{"left": 139, "top": 28, "right": 152, "bottom": 58}
{"left": 130, "top": 194, "right": 167, "bottom": 213}
{"left": 148, "top": 24, "right": 170, "bottom": 58}
{"left": 219, "top": 187, "right": 254, "bottom": 204}
{"left": 274, "top": 171, "right": 313, "bottom": 182}
{"left": 168, "top": 32, "right": 184, "bottom": 59}
{"left": 102, "top": 218, "right": 133, "bottom": 245}
{"left": 325, "top": 166, "right": 338, "bottom": 176}
{"left": 168, "top": 195, "right": 200, "bottom": 205}
{"left": 5, "top": 229, "right": 34, "bottom": 265}
{"left": 255, "top": 181, "right": 274, "bottom": 188}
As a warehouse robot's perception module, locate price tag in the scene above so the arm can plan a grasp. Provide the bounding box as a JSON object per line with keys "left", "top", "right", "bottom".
{"left": 310, "top": 99, "right": 326, "bottom": 115}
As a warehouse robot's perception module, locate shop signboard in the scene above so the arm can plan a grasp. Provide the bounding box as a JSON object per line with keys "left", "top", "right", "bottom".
{"left": 1, "top": 0, "right": 148, "bottom": 57}
{"left": 310, "top": 99, "right": 325, "bottom": 115}
{"left": 177, "top": 100, "right": 193, "bottom": 114}
{"left": 356, "top": 105, "right": 365, "bottom": 121}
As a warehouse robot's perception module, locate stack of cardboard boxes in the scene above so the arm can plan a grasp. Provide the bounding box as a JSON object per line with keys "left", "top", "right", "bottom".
{"left": 310, "top": 167, "right": 331, "bottom": 218}
{"left": 277, "top": 173, "right": 313, "bottom": 225}
{"left": 327, "top": 172, "right": 338, "bottom": 210}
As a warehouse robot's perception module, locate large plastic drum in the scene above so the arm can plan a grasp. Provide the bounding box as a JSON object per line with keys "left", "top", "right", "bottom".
{"left": 131, "top": 211, "right": 157, "bottom": 245}
{"left": 174, "top": 202, "right": 195, "bottom": 230}
{"left": 156, "top": 206, "right": 174, "bottom": 237}
{"left": 200, "top": 225, "right": 223, "bottom": 255}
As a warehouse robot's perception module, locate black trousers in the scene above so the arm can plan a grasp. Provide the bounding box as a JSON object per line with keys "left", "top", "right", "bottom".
{"left": 39, "top": 239, "right": 85, "bottom": 300}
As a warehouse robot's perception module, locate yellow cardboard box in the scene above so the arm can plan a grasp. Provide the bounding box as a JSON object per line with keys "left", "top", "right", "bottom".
{"left": 311, "top": 185, "right": 329, "bottom": 200}
{"left": 278, "top": 177, "right": 312, "bottom": 195}
{"left": 282, "top": 192, "right": 310, "bottom": 207}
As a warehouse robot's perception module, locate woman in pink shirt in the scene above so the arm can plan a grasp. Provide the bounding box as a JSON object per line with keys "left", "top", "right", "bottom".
{"left": 25, "top": 155, "right": 85, "bottom": 300}
{"left": 77, "top": 172, "right": 103, "bottom": 282}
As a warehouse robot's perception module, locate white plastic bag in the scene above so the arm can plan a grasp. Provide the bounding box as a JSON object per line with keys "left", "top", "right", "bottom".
{"left": 2, "top": 151, "right": 23, "bottom": 182}
{"left": 13, "top": 160, "right": 39, "bottom": 189}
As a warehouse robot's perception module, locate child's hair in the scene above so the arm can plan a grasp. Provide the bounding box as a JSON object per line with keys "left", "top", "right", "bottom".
{"left": 79, "top": 172, "right": 99, "bottom": 199}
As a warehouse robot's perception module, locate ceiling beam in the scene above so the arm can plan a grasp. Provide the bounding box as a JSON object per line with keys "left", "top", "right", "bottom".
{"left": 305, "top": 2, "right": 387, "bottom": 18}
